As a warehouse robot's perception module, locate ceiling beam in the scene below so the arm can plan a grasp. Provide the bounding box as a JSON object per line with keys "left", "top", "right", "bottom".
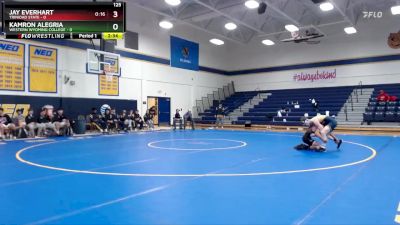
{"left": 130, "top": 2, "right": 244, "bottom": 45}
{"left": 263, "top": 0, "right": 303, "bottom": 27}
{"left": 192, "top": 0, "right": 266, "bottom": 34}
{"left": 327, "top": 0, "right": 355, "bottom": 26}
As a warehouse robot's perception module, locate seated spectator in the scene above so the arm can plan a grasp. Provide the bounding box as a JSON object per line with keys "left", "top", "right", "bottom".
{"left": 183, "top": 110, "right": 195, "bottom": 130}
{"left": 42, "top": 105, "right": 60, "bottom": 135}
{"left": 102, "top": 108, "right": 116, "bottom": 133}
{"left": 89, "top": 107, "right": 105, "bottom": 132}
{"left": 53, "top": 108, "right": 72, "bottom": 136}
{"left": 173, "top": 109, "right": 183, "bottom": 130}
{"left": 0, "top": 107, "right": 16, "bottom": 139}
{"left": 14, "top": 108, "right": 28, "bottom": 138}
{"left": 390, "top": 95, "right": 398, "bottom": 102}
{"left": 133, "top": 110, "right": 144, "bottom": 130}
{"left": 127, "top": 109, "right": 135, "bottom": 131}
{"left": 118, "top": 110, "right": 129, "bottom": 132}
{"left": 377, "top": 90, "right": 390, "bottom": 102}
{"left": 144, "top": 109, "right": 155, "bottom": 130}
{"left": 26, "top": 108, "right": 38, "bottom": 138}
{"left": 277, "top": 107, "right": 289, "bottom": 117}
{"left": 110, "top": 108, "right": 119, "bottom": 130}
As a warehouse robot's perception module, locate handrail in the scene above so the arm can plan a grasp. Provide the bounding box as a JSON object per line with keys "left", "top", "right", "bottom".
{"left": 349, "top": 95, "right": 354, "bottom": 111}
{"left": 344, "top": 104, "right": 348, "bottom": 121}
{"left": 358, "top": 81, "right": 363, "bottom": 95}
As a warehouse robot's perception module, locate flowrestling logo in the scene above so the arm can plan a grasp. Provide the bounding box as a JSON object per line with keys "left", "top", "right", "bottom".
{"left": 293, "top": 69, "right": 336, "bottom": 82}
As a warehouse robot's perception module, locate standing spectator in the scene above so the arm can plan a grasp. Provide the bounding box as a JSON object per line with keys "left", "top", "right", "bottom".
{"left": 144, "top": 109, "right": 155, "bottom": 130}
{"left": 149, "top": 106, "right": 157, "bottom": 117}
{"left": 310, "top": 98, "right": 319, "bottom": 112}
{"left": 215, "top": 104, "right": 225, "bottom": 128}
{"left": 173, "top": 109, "right": 183, "bottom": 130}
{"left": 377, "top": 90, "right": 390, "bottom": 102}
{"left": 133, "top": 110, "right": 144, "bottom": 130}
{"left": 26, "top": 108, "right": 38, "bottom": 138}
{"left": 0, "top": 107, "right": 16, "bottom": 139}
{"left": 183, "top": 110, "right": 195, "bottom": 130}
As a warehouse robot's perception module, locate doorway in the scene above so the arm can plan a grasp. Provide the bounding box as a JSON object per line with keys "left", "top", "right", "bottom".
{"left": 147, "top": 97, "right": 171, "bottom": 126}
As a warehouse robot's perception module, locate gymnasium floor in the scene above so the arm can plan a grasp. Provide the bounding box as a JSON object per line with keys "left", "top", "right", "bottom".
{"left": 1, "top": 130, "right": 399, "bottom": 225}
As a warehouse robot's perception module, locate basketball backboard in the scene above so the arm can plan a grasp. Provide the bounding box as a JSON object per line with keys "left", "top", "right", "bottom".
{"left": 86, "top": 49, "right": 121, "bottom": 76}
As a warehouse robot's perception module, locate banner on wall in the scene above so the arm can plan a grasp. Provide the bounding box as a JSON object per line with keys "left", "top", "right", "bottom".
{"left": 0, "top": 40, "right": 25, "bottom": 91}
{"left": 170, "top": 36, "right": 199, "bottom": 71}
{"left": 29, "top": 45, "right": 57, "bottom": 93}
{"left": 98, "top": 75, "right": 119, "bottom": 96}
{"left": 293, "top": 69, "right": 336, "bottom": 83}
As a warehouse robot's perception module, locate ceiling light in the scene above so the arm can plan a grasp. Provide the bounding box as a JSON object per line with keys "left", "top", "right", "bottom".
{"left": 344, "top": 26, "right": 357, "bottom": 34}
{"left": 245, "top": 0, "right": 260, "bottom": 9}
{"left": 262, "top": 39, "right": 275, "bottom": 46}
{"left": 391, "top": 5, "right": 400, "bottom": 15}
{"left": 210, "top": 39, "right": 224, "bottom": 46}
{"left": 165, "top": 0, "right": 181, "bottom": 6}
{"left": 285, "top": 24, "right": 299, "bottom": 32}
{"left": 159, "top": 21, "right": 173, "bottom": 29}
{"left": 319, "top": 2, "right": 334, "bottom": 11}
{"left": 225, "top": 22, "right": 237, "bottom": 30}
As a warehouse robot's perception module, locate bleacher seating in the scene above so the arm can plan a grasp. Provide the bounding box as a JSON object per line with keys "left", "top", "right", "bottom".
{"left": 363, "top": 84, "right": 400, "bottom": 123}
{"left": 198, "top": 92, "right": 258, "bottom": 124}
{"left": 235, "top": 86, "right": 354, "bottom": 126}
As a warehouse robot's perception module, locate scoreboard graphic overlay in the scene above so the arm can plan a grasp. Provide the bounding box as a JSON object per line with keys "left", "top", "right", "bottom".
{"left": 2, "top": 2, "right": 126, "bottom": 40}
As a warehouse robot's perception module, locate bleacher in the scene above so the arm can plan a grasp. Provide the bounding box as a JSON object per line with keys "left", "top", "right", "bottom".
{"left": 235, "top": 86, "right": 354, "bottom": 126}
{"left": 363, "top": 84, "right": 400, "bottom": 123}
{"left": 198, "top": 92, "right": 258, "bottom": 124}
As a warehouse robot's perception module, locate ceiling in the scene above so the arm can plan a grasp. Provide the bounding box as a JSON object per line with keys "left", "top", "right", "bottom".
{"left": 129, "top": 0, "right": 400, "bottom": 44}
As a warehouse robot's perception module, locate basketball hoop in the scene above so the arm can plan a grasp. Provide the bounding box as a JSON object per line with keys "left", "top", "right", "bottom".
{"left": 104, "top": 65, "right": 113, "bottom": 82}
{"left": 291, "top": 31, "right": 300, "bottom": 39}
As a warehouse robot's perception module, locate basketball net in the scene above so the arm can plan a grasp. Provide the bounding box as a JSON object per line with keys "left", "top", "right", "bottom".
{"left": 104, "top": 64, "right": 113, "bottom": 82}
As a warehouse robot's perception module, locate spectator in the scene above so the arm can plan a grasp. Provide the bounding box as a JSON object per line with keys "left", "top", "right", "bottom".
{"left": 0, "top": 107, "right": 16, "bottom": 139}
{"left": 277, "top": 107, "right": 289, "bottom": 117}
{"left": 173, "top": 109, "right": 183, "bottom": 130}
{"left": 89, "top": 107, "right": 105, "bottom": 132}
{"left": 144, "top": 109, "right": 155, "bottom": 130}
{"left": 133, "top": 110, "right": 144, "bottom": 130}
{"left": 54, "top": 108, "right": 72, "bottom": 136}
{"left": 377, "top": 90, "right": 390, "bottom": 102}
{"left": 14, "top": 108, "right": 28, "bottom": 138}
{"left": 149, "top": 106, "right": 157, "bottom": 117}
{"left": 310, "top": 98, "right": 319, "bottom": 112}
{"left": 103, "top": 108, "right": 116, "bottom": 133}
{"left": 389, "top": 95, "right": 398, "bottom": 102}
{"left": 215, "top": 104, "right": 225, "bottom": 128}
{"left": 41, "top": 105, "right": 59, "bottom": 135}
{"left": 183, "top": 110, "right": 195, "bottom": 130}
{"left": 26, "top": 108, "right": 38, "bottom": 138}
{"left": 110, "top": 108, "right": 119, "bottom": 130}
{"left": 118, "top": 110, "right": 129, "bottom": 132}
